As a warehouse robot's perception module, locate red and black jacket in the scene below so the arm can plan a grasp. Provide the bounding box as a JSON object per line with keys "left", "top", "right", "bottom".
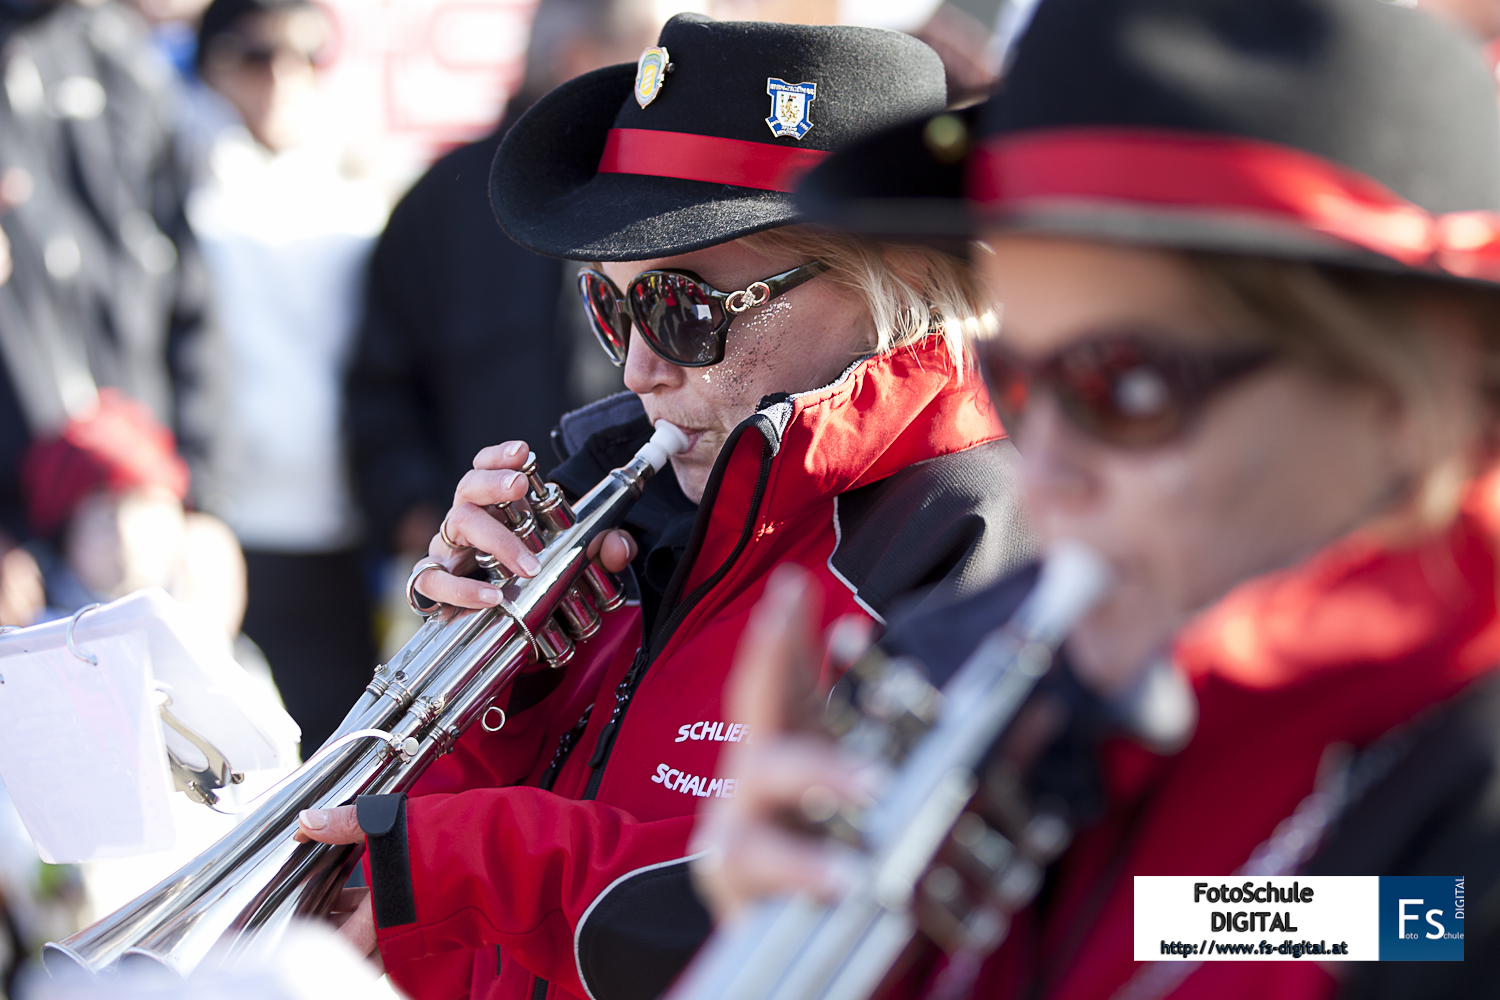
{"left": 359, "top": 336, "right": 1036, "bottom": 1000}
{"left": 876, "top": 477, "right": 1500, "bottom": 1000}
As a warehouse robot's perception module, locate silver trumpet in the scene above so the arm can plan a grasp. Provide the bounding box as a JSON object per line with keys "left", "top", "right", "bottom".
{"left": 668, "top": 542, "right": 1111, "bottom": 1000}
{"left": 43, "top": 421, "right": 690, "bottom": 978}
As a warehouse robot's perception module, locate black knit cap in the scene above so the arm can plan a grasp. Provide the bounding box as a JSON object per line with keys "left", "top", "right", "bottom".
{"left": 490, "top": 13, "right": 948, "bottom": 261}
{"left": 797, "top": 0, "right": 1500, "bottom": 284}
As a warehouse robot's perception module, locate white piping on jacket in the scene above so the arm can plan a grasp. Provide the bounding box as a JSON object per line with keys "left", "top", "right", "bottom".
{"left": 573, "top": 849, "right": 712, "bottom": 1000}
{"left": 826, "top": 494, "right": 888, "bottom": 626}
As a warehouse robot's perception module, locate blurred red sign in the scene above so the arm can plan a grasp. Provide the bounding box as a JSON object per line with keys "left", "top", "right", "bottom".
{"left": 316, "top": 0, "right": 537, "bottom": 167}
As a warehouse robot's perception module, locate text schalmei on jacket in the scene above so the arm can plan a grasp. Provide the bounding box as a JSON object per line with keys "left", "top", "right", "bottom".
{"left": 1134, "top": 876, "right": 1464, "bottom": 961}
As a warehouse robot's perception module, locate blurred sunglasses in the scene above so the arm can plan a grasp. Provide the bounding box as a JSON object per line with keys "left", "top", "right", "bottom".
{"left": 578, "top": 261, "right": 829, "bottom": 368}
{"left": 978, "top": 335, "right": 1276, "bottom": 448}
{"left": 210, "top": 37, "right": 329, "bottom": 71}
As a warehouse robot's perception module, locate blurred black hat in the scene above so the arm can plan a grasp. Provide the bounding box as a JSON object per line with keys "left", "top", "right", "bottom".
{"left": 798, "top": 0, "right": 1500, "bottom": 284}
{"left": 489, "top": 12, "right": 948, "bottom": 261}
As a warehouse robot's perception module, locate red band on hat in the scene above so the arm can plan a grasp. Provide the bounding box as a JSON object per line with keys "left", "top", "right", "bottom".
{"left": 598, "top": 128, "right": 830, "bottom": 193}
{"left": 968, "top": 128, "right": 1500, "bottom": 281}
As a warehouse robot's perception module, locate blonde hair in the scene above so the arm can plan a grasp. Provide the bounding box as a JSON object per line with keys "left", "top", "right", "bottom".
{"left": 1185, "top": 253, "right": 1500, "bottom": 528}
{"left": 738, "top": 226, "right": 997, "bottom": 371}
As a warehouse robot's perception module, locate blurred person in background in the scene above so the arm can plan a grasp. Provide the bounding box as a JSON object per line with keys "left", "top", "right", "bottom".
{"left": 188, "top": 0, "right": 388, "bottom": 756}
{"left": 127, "top": 0, "right": 215, "bottom": 77}
{"left": 0, "top": 0, "right": 223, "bottom": 508}
{"left": 0, "top": 201, "right": 44, "bottom": 628}
{"left": 0, "top": 0, "right": 225, "bottom": 631}
{"left": 1, "top": 6, "right": 242, "bottom": 977}
{"left": 344, "top": 0, "right": 656, "bottom": 659}
{"left": 20, "top": 389, "right": 245, "bottom": 642}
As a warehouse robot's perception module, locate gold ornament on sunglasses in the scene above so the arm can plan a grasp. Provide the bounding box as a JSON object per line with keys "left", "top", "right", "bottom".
{"left": 724, "top": 281, "right": 771, "bottom": 315}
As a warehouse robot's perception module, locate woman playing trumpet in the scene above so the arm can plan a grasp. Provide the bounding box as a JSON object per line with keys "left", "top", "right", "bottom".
{"left": 297, "top": 14, "right": 1035, "bottom": 1000}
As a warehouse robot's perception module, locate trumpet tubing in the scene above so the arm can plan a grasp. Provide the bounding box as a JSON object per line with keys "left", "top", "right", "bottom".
{"left": 44, "top": 422, "right": 689, "bottom": 977}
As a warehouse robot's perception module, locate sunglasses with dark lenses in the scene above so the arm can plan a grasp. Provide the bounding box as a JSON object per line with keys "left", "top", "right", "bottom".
{"left": 978, "top": 336, "right": 1277, "bottom": 448}
{"left": 578, "top": 261, "right": 830, "bottom": 368}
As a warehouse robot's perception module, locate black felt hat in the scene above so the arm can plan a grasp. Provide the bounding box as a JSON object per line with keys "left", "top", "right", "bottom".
{"left": 490, "top": 13, "right": 948, "bottom": 261}
{"left": 798, "top": 0, "right": 1500, "bottom": 284}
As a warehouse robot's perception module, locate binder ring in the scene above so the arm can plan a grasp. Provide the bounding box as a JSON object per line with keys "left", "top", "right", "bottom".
{"left": 67, "top": 603, "right": 101, "bottom": 665}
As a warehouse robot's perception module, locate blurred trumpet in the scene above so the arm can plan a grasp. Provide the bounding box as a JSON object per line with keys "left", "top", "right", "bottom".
{"left": 43, "top": 421, "right": 690, "bottom": 977}
{"left": 670, "top": 542, "right": 1112, "bottom": 1000}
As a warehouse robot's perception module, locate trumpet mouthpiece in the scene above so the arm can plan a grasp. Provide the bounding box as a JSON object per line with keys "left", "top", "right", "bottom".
{"left": 639, "top": 421, "right": 690, "bottom": 471}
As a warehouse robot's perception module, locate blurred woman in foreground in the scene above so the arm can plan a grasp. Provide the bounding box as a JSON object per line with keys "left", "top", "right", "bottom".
{"left": 694, "top": 0, "right": 1500, "bottom": 997}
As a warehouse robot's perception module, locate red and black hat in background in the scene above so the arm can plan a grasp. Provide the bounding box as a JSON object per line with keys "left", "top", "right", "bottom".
{"left": 489, "top": 13, "right": 947, "bottom": 262}
{"left": 21, "top": 389, "right": 191, "bottom": 540}
{"left": 798, "top": 0, "right": 1500, "bottom": 285}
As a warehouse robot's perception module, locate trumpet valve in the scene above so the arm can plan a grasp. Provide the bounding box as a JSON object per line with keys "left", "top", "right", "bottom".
{"left": 531, "top": 482, "right": 576, "bottom": 536}
{"left": 475, "top": 552, "right": 510, "bottom": 585}
{"left": 582, "top": 562, "right": 627, "bottom": 612}
{"left": 520, "top": 452, "right": 551, "bottom": 504}
{"left": 556, "top": 586, "right": 602, "bottom": 640}
{"left": 534, "top": 618, "right": 576, "bottom": 668}
{"left": 510, "top": 509, "right": 545, "bottom": 554}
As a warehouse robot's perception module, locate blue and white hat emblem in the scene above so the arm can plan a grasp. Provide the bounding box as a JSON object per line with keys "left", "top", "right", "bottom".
{"left": 765, "top": 78, "right": 816, "bottom": 140}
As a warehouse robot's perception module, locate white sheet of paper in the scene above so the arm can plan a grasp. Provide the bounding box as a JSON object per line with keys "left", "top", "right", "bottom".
{"left": 0, "top": 632, "right": 175, "bottom": 863}
{"left": 0, "top": 589, "right": 299, "bottom": 775}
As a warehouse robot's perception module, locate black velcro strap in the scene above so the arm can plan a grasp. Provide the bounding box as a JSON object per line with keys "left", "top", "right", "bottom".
{"left": 357, "top": 793, "right": 416, "bottom": 928}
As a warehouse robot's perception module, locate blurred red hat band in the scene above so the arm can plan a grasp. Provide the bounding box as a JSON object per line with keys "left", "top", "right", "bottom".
{"left": 969, "top": 128, "right": 1500, "bottom": 282}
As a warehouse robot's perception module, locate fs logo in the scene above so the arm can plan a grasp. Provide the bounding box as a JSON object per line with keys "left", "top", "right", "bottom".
{"left": 1379, "top": 876, "right": 1464, "bottom": 960}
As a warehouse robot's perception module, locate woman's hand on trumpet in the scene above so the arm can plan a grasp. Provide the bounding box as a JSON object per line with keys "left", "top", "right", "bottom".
{"left": 413, "top": 440, "right": 638, "bottom": 609}
{"left": 692, "top": 567, "right": 877, "bottom": 919}
{"left": 295, "top": 807, "right": 379, "bottom": 962}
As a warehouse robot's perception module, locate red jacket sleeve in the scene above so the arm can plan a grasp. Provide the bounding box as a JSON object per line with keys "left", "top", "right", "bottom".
{"left": 373, "top": 787, "right": 695, "bottom": 998}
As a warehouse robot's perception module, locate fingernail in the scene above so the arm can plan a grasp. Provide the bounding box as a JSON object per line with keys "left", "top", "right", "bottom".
{"left": 518, "top": 553, "right": 541, "bottom": 576}
{"left": 300, "top": 809, "right": 328, "bottom": 831}
{"left": 506, "top": 441, "right": 526, "bottom": 458}
{"left": 504, "top": 471, "right": 525, "bottom": 491}
{"left": 477, "top": 586, "right": 503, "bottom": 605}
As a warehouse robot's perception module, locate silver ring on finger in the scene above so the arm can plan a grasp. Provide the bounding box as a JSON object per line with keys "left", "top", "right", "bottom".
{"left": 406, "top": 561, "right": 446, "bottom": 617}
{"left": 438, "top": 514, "right": 468, "bottom": 552}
